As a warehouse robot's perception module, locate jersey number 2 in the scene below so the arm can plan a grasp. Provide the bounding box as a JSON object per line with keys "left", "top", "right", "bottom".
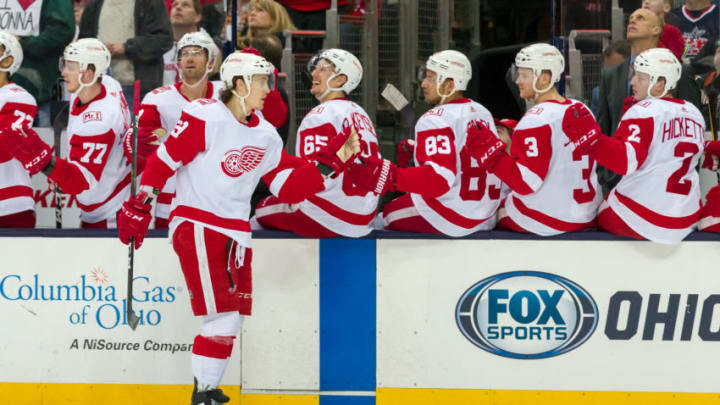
{"left": 666, "top": 142, "right": 699, "bottom": 195}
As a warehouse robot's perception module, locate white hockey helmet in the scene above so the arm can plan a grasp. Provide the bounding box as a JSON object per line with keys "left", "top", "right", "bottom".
{"left": 633, "top": 48, "right": 682, "bottom": 99}
{"left": 515, "top": 43, "right": 565, "bottom": 94}
{"left": 63, "top": 38, "right": 111, "bottom": 93}
{"left": 425, "top": 49, "right": 472, "bottom": 95}
{"left": 220, "top": 52, "right": 274, "bottom": 115}
{"left": 308, "top": 48, "right": 363, "bottom": 99}
{"left": 177, "top": 31, "right": 218, "bottom": 66}
{"left": 0, "top": 31, "right": 22, "bottom": 75}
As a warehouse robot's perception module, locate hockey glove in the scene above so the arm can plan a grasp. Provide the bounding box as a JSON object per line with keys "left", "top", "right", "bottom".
{"left": 699, "top": 185, "right": 720, "bottom": 232}
{"left": 466, "top": 122, "right": 507, "bottom": 171}
{"left": 622, "top": 96, "right": 638, "bottom": 115}
{"left": 562, "top": 104, "right": 601, "bottom": 154}
{"left": 345, "top": 154, "right": 397, "bottom": 195}
{"left": 123, "top": 127, "right": 162, "bottom": 169}
{"left": 118, "top": 191, "right": 153, "bottom": 250}
{"left": 396, "top": 138, "right": 415, "bottom": 168}
{"left": 0, "top": 127, "right": 53, "bottom": 175}
{"left": 702, "top": 140, "right": 720, "bottom": 171}
{"left": 315, "top": 118, "right": 360, "bottom": 174}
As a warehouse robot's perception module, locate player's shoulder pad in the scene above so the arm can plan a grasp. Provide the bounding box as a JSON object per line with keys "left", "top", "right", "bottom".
{"left": 182, "top": 98, "right": 224, "bottom": 120}
{"left": 415, "top": 106, "right": 452, "bottom": 132}
{"left": 624, "top": 99, "right": 656, "bottom": 119}
{"left": 515, "top": 107, "right": 550, "bottom": 131}
{"left": 71, "top": 111, "right": 115, "bottom": 136}
{"left": 300, "top": 102, "right": 341, "bottom": 130}
{"left": 3, "top": 83, "right": 37, "bottom": 106}
{"left": 142, "top": 85, "right": 175, "bottom": 104}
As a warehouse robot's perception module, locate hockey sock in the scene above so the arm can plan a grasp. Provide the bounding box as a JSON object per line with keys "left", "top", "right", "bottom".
{"left": 191, "top": 334, "right": 234, "bottom": 389}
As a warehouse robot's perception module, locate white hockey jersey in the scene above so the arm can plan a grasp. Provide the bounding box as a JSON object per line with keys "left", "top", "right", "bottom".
{"left": 63, "top": 77, "right": 132, "bottom": 224}
{"left": 602, "top": 98, "right": 704, "bottom": 244}
{"left": 0, "top": 83, "right": 37, "bottom": 217}
{"left": 144, "top": 99, "right": 322, "bottom": 247}
{"left": 139, "top": 81, "right": 224, "bottom": 220}
{"left": 294, "top": 98, "right": 380, "bottom": 237}
{"left": 500, "top": 98, "right": 602, "bottom": 235}
{"left": 408, "top": 98, "right": 503, "bottom": 236}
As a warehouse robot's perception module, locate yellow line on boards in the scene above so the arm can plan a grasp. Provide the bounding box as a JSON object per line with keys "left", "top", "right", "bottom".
{"left": 376, "top": 388, "right": 720, "bottom": 405}
{"left": 0, "top": 383, "right": 240, "bottom": 405}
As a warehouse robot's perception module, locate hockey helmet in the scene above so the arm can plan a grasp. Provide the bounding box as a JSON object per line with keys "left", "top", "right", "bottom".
{"left": 308, "top": 48, "right": 363, "bottom": 96}
{"left": 633, "top": 48, "right": 682, "bottom": 99}
{"left": 425, "top": 49, "right": 472, "bottom": 92}
{"left": 0, "top": 31, "right": 22, "bottom": 75}
{"left": 62, "top": 38, "right": 111, "bottom": 92}
{"left": 515, "top": 43, "right": 565, "bottom": 94}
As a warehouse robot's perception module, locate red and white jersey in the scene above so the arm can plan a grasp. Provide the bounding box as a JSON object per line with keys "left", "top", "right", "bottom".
{"left": 294, "top": 98, "right": 380, "bottom": 237}
{"left": 0, "top": 83, "right": 37, "bottom": 216}
{"left": 502, "top": 99, "right": 602, "bottom": 236}
{"left": 603, "top": 98, "right": 704, "bottom": 244}
{"left": 409, "top": 98, "right": 502, "bottom": 236}
{"left": 145, "top": 100, "right": 296, "bottom": 247}
{"left": 65, "top": 77, "right": 132, "bottom": 223}
{"left": 139, "top": 81, "right": 224, "bottom": 220}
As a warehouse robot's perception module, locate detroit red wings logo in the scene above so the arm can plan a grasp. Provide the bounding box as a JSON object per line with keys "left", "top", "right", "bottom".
{"left": 221, "top": 146, "right": 266, "bottom": 177}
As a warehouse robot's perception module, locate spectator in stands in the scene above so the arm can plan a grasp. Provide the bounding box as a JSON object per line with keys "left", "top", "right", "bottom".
{"left": 74, "top": 0, "right": 88, "bottom": 40}
{"left": 79, "top": 0, "right": 173, "bottom": 106}
{"left": 164, "top": 0, "right": 204, "bottom": 85}
{"left": 643, "top": 0, "right": 685, "bottom": 60}
{"left": 11, "top": 0, "right": 74, "bottom": 127}
{"left": 278, "top": 0, "right": 349, "bottom": 53}
{"left": 239, "top": 0, "right": 296, "bottom": 48}
{"left": 595, "top": 7, "right": 701, "bottom": 195}
{"left": 670, "top": 0, "right": 718, "bottom": 73}
{"left": 590, "top": 40, "right": 630, "bottom": 116}
{"left": 697, "top": 43, "right": 720, "bottom": 131}
{"left": 644, "top": 0, "right": 680, "bottom": 26}
{"left": 165, "top": 0, "right": 225, "bottom": 48}
{"left": 245, "top": 34, "right": 289, "bottom": 138}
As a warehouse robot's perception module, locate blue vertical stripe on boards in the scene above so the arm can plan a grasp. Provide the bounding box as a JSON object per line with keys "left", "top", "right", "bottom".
{"left": 320, "top": 396, "right": 376, "bottom": 405}
{"left": 319, "top": 238, "right": 376, "bottom": 394}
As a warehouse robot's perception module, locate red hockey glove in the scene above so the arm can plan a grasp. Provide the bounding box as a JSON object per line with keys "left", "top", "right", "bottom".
{"left": 702, "top": 140, "right": 720, "bottom": 171}
{"left": 118, "top": 191, "right": 153, "bottom": 250}
{"left": 315, "top": 118, "right": 360, "bottom": 174}
{"left": 562, "top": 103, "right": 601, "bottom": 154}
{"left": 0, "top": 127, "right": 53, "bottom": 175}
{"left": 466, "top": 122, "right": 506, "bottom": 171}
{"left": 345, "top": 153, "right": 397, "bottom": 195}
{"left": 396, "top": 138, "right": 415, "bottom": 168}
{"left": 622, "top": 96, "right": 637, "bottom": 115}
{"left": 699, "top": 185, "right": 720, "bottom": 232}
{"left": 123, "top": 127, "right": 161, "bottom": 168}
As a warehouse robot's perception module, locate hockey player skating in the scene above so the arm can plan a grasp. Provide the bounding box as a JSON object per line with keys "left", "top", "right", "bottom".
{"left": 466, "top": 43, "right": 602, "bottom": 235}
{"left": 344, "top": 49, "right": 503, "bottom": 236}
{"left": 254, "top": 48, "right": 381, "bottom": 237}
{"left": 1, "top": 38, "right": 132, "bottom": 228}
{"left": 565, "top": 48, "right": 705, "bottom": 243}
{"left": 116, "top": 52, "right": 359, "bottom": 405}
{"left": 0, "top": 31, "right": 39, "bottom": 228}
{"left": 125, "top": 31, "right": 223, "bottom": 228}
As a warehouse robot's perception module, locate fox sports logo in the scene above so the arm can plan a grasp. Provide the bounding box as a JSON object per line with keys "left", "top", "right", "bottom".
{"left": 455, "top": 271, "right": 598, "bottom": 359}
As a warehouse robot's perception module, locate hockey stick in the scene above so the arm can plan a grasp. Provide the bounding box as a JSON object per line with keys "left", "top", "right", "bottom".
{"left": 51, "top": 103, "right": 69, "bottom": 229}
{"left": 381, "top": 83, "right": 416, "bottom": 132}
{"left": 126, "top": 80, "right": 141, "bottom": 331}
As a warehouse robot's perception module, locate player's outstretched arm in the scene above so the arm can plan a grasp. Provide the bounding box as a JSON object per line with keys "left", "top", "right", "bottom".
{"left": 467, "top": 122, "right": 545, "bottom": 195}
{"left": 0, "top": 126, "right": 94, "bottom": 195}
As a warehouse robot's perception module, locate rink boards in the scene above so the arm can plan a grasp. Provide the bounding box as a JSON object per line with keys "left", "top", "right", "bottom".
{"left": 1, "top": 230, "right": 720, "bottom": 404}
